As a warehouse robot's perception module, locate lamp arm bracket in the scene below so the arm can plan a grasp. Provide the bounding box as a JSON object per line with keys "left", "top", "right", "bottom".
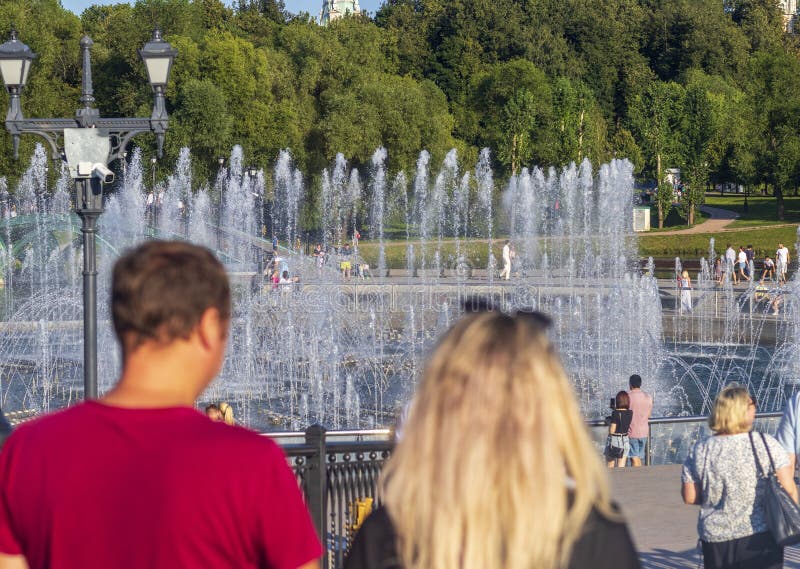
{"left": 7, "top": 115, "right": 169, "bottom": 164}
{"left": 95, "top": 117, "right": 168, "bottom": 163}
{"left": 5, "top": 118, "right": 76, "bottom": 160}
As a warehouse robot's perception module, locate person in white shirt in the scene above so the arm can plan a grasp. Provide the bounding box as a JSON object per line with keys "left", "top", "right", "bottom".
{"left": 776, "top": 243, "right": 790, "bottom": 284}
{"left": 737, "top": 247, "right": 750, "bottom": 282}
{"left": 760, "top": 256, "right": 775, "bottom": 283}
{"left": 725, "top": 244, "right": 738, "bottom": 285}
{"left": 500, "top": 240, "right": 513, "bottom": 280}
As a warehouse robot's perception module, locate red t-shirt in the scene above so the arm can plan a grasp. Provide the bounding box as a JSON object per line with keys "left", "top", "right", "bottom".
{"left": 0, "top": 401, "right": 322, "bottom": 569}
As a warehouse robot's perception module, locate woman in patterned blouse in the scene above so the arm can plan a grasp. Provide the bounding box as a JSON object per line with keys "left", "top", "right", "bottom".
{"left": 682, "top": 385, "right": 798, "bottom": 568}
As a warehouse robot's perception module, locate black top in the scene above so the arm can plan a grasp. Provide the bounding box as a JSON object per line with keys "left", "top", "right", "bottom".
{"left": 345, "top": 505, "right": 641, "bottom": 569}
{"left": 611, "top": 409, "right": 634, "bottom": 435}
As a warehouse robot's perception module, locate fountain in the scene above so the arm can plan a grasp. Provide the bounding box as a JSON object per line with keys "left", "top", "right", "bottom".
{"left": 0, "top": 144, "right": 797, "bottom": 433}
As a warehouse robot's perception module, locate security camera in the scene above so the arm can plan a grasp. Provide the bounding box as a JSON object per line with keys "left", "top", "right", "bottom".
{"left": 92, "top": 163, "right": 114, "bottom": 184}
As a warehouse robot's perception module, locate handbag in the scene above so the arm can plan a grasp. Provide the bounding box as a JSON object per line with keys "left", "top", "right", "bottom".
{"left": 748, "top": 431, "right": 800, "bottom": 546}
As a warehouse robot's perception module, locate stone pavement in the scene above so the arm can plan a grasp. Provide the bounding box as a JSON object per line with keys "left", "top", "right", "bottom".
{"left": 609, "top": 464, "right": 800, "bottom": 568}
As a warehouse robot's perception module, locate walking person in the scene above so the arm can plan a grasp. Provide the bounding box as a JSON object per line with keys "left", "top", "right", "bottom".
{"left": 500, "top": 239, "right": 513, "bottom": 280}
{"left": 606, "top": 391, "right": 633, "bottom": 468}
{"left": 627, "top": 374, "right": 653, "bottom": 467}
{"left": 714, "top": 258, "right": 725, "bottom": 287}
{"left": 0, "top": 241, "right": 322, "bottom": 569}
{"left": 776, "top": 243, "right": 790, "bottom": 284}
{"left": 725, "top": 244, "right": 738, "bottom": 285}
{"left": 682, "top": 385, "right": 797, "bottom": 569}
{"left": 345, "top": 309, "right": 639, "bottom": 569}
{"left": 737, "top": 247, "right": 750, "bottom": 282}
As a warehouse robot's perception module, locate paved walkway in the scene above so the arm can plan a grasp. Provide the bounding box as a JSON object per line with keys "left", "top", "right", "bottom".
{"left": 656, "top": 206, "right": 738, "bottom": 235}
{"left": 609, "top": 465, "right": 800, "bottom": 568}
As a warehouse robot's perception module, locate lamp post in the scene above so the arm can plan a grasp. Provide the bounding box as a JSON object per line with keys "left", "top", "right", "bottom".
{"left": 0, "top": 28, "right": 177, "bottom": 400}
{"left": 217, "top": 156, "right": 225, "bottom": 249}
{"left": 151, "top": 156, "right": 158, "bottom": 228}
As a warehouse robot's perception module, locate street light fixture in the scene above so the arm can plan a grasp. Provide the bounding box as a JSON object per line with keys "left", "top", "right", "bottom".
{"left": 0, "top": 28, "right": 177, "bottom": 399}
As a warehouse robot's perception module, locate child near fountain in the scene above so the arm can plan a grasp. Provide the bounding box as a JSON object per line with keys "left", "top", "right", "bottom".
{"left": 761, "top": 256, "right": 775, "bottom": 283}
{"left": 679, "top": 270, "right": 692, "bottom": 313}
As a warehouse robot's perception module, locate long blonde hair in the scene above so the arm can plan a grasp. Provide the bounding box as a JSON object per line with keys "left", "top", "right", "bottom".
{"left": 382, "top": 312, "right": 615, "bottom": 569}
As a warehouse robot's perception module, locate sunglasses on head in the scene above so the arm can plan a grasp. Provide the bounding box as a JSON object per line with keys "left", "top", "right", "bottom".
{"left": 460, "top": 296, "right": 553, "bottom": 331}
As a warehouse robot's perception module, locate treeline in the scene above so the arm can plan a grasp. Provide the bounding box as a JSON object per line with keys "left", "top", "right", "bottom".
{"left": 0, "top": 0, "right": 799, "bottom": 224}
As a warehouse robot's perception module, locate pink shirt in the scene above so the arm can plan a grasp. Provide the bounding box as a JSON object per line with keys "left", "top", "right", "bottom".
{"left": 627, "top": 389, "right": 653, "bottom": 438}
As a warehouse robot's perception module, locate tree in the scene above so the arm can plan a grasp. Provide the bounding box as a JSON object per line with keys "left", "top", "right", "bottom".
{"left": 610, "top": 126, "right": 643, "bottom": 172}
{"left": 628, "top": 81, "right": 686, "bottom": 228}
{"left": 679, "top": 82, "right": 715, "bottom": 226}
{"left": 237, "top": 0, "right": 286, "bottom": 24}
{"left": 551, "top": 77, "right": 608, "bottom": 165}
{"left": 167, "top": 78, "right": 233, "bottom": 179}
{"left": 498, "top": 90, "right": 537, "bottom": 175}
{"left": 745, "top": 50, "right": 800, "bottom": 219}
{"left": 470, "top": 59, "right": 554, "bottom": 172}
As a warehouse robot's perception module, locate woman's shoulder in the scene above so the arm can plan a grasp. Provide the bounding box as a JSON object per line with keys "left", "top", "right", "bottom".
{"left": 345, "top": 507, "right": 402, "bottom": 569}
{"left": 569, "top": 504, "right": 640, "bottom": 569}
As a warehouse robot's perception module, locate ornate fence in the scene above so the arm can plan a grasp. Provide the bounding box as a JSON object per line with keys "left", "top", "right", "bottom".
{"left": 274, "top": 425, "right": 394, "bottom": 569}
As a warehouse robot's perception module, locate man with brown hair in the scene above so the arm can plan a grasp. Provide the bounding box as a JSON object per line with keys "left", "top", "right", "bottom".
{"left": 0, "top": 241, "right": 321, "bottom": 569}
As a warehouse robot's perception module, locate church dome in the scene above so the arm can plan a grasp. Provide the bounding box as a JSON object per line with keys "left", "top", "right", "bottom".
{"left": 319, "top": 0, "right": 361, "bottom": 25}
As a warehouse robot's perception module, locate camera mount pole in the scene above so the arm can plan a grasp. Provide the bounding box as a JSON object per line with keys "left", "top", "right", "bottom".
{"left": 75, "top": 178, "right": 102, "bottom": 399}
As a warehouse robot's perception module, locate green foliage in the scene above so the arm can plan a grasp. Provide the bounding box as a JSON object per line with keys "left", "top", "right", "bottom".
{"left": 0, "top": 0, "right": 794, "bottom": 225}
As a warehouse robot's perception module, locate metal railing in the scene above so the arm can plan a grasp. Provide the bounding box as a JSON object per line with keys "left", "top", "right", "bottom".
{"left": 587, "top": 411, "right": 781, "bottom": 466}
{"left": 273, "top": 412, "right": 785, "bottom": 568}
{"left": 269, "top": 425, "right": 393, "bottom": 569}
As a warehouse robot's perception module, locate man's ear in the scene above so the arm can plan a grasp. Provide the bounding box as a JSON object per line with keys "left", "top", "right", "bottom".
{"left": 197, "top": 308, "right": 224, "bottom": 350}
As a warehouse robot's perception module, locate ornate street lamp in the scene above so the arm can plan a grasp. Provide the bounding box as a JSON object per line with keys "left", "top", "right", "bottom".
{"left": 0, "top": 30, "right": 35, "bottom": 159}
{"left": 0, "top": 28, "right": 177, "bottom": 399}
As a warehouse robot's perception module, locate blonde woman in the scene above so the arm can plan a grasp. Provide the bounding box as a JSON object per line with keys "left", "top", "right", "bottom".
{"left": 682, "top": 385, "right": 798, "bottom": 568}
{"left": 218, "top": 402, "right": 235, "bottom": 426}
{"left": 345, "top": 311, "right": 639, "bottom": 569}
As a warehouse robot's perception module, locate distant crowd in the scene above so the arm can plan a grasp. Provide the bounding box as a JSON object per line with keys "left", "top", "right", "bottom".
{"left": 719, "top": 242, "right": 790, "bottom": 286}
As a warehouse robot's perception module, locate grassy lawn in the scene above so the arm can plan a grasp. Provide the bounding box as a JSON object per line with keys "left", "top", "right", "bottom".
{"left": 646, "top": 206, "right": 707, "bottom": 232}
{"left": 704, "top": 193, "right": 800, "bottom": 227}
{"left": 349, "top": 194, "right": 800, "bottom": 266}
{"left": 638, "top": 225, "right": 799, "bottom": 259}
{"left": 353, "top": 225, "right": 800, "bottom": 267}
{"left": 358, "top": 239, "right": 502, "bottom": 270}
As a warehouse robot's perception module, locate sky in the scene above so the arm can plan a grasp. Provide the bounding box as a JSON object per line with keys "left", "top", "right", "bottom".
{"left": 61, "top": 0, "right": 383, "bottom": 18}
